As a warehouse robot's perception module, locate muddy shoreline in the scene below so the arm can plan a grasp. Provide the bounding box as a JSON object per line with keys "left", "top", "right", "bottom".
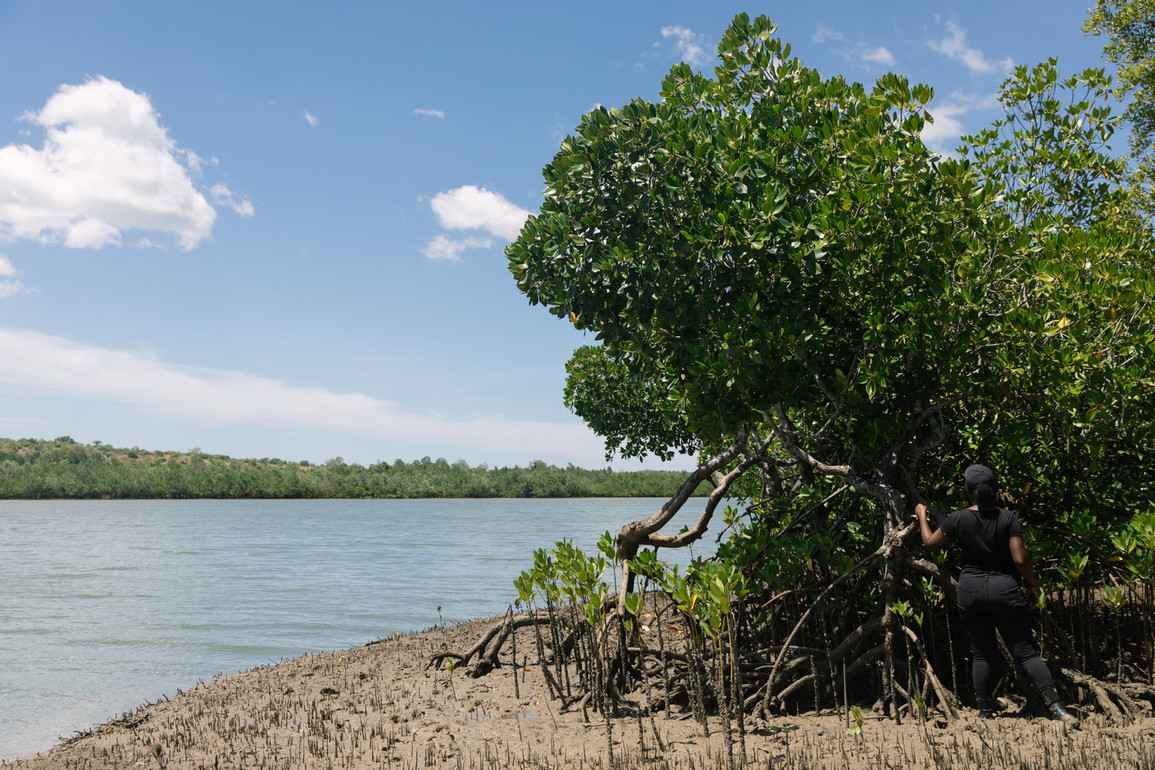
{"left": 8, "top": 616, "right": 1154, "bottom": 769}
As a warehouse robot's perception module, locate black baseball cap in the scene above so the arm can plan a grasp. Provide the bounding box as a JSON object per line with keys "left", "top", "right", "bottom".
{"left": 964, "top": 464, "right": 997, "bottom": 492}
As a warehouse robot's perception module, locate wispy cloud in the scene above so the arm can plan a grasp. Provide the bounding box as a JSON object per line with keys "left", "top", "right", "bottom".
{"left": 0, "top": 326, "right": 601, "bottom": 457}
{"left": 0, "top": 77, "right": 247, "bottom": 251}
{"left": 813, "top": 25, "right": 896, "bottom": 70}
{"left": 661, "top": 25, "right": 712, "bottom": 68}
{"left": 812, "top": 25, "right": 844, "bottom": 45}
{"left": 861, "top": 46, "right": 896, "bottom": 68}
{"left": 210, "top": 184, "right": 255, "bottom": 217}
{"left": 0, "top": 255, "right": 33, "bottom": 298}
{"left": 414, "top": 108, "right": 445, "bottom": 119}
{"left": 929, "top": 21, "right": 1012, "bottom": 75}
{"left": 304, "top": 111, "right": 320, "bottom": 127}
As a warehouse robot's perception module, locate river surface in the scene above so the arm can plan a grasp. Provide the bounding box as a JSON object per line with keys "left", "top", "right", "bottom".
{"left": 0, "top": 498, "right": 718, "bottom": 761}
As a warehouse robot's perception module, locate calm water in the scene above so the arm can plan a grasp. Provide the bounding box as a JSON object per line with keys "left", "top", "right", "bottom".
{"left": 0, "top": 498, "right": 717, "bottom": 761}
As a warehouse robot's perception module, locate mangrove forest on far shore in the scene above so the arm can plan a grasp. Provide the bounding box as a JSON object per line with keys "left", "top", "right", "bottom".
{"left": 0, "top": 437, "right": 704, "bottom": 500}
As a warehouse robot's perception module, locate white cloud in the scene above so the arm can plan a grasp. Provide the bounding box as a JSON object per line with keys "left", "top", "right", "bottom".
{"left": 812, "top": 26, "right": 845, "bottom": 44}
{"left": 304, "top": 111, "right": 320, "bottom": 127}
{"left": 0, "top": 326, "right": 602, "bottom": 458}
{"left": 921, "top": 103, "right": 968, "bottom": 155}
{"left": 210, "top": 184, "right": 255, "bottom": 217}
{"left": 0, "top": 279, "right": 31, "bottom": 298}
{"left": 422, "top": 233, "right": 494, "bottom": 262}
{"left": 661, "top": 25, "right": 712, "bottom": 68}
{"left": 0, "top": 255, "right": 32, "bottom": 298}
{"left": 813, "top": 25, "right": 896, "bottom": 70}
{"left": 922, "top": 91, "right": 1001, "bottom": 155}
{"left": 414, "top": 108, "right": 445, "bottom": 119}
{"left": 861, "top": 46, "right": 896, "bottom": 68}
{"left": 0, "top": 77, "right": 243, "bottom": 251}
{"left": 183, "top": 149, "right": 208, "bottom": 174}
{"left": 929, "top": 22, "right": 1013, "bottom": 75}
{"left": 429, "top": 185, "right": 530, "bottom": 241}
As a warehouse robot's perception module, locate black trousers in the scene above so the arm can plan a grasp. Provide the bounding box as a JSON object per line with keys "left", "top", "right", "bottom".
{"left": 956, "top": 572, "right": 1055, "bottom": 709}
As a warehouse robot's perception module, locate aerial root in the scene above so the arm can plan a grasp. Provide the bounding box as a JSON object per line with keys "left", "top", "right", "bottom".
{"left": 900, "top": 625, "right": 960, "bottom": 721}
{"left": 1060, "top": 667, "right": 1146, "bottom": 725}
{"left": 430, "top": 609, "right": 556, "bottom": 676}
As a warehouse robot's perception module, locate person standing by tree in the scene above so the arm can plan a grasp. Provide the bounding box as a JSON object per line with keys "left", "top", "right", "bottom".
{"left": 916, "top": 465, "right": 1078, "bottom": 725}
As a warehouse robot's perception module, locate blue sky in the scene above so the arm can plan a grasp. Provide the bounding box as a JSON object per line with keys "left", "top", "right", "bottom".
{"left": 0, "top": 1, "right": 1111, "bottom": 469}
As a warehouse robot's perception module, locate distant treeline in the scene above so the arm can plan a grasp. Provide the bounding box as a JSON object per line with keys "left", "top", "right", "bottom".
{"left": 0, "top": 437, "right": 703, "bottom": 500}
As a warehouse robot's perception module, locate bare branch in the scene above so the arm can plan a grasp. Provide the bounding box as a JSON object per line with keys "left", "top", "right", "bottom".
{"left": 616, "top": 425, "right": 751, "bottom": 548}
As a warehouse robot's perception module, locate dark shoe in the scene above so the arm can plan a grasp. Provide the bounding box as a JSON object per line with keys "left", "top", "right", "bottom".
{"left": 1049, "top": 702, "right": 1078, "bottom": 726}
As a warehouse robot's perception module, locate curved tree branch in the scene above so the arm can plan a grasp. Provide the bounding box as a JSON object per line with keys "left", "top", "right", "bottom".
{"left": 614, "top": 426, "right": 758, "bottom": 613}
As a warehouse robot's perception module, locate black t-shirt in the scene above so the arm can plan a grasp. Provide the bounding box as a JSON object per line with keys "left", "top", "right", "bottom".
{"left": 940, "top": 506, "right": 1022, "bottom": 579}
